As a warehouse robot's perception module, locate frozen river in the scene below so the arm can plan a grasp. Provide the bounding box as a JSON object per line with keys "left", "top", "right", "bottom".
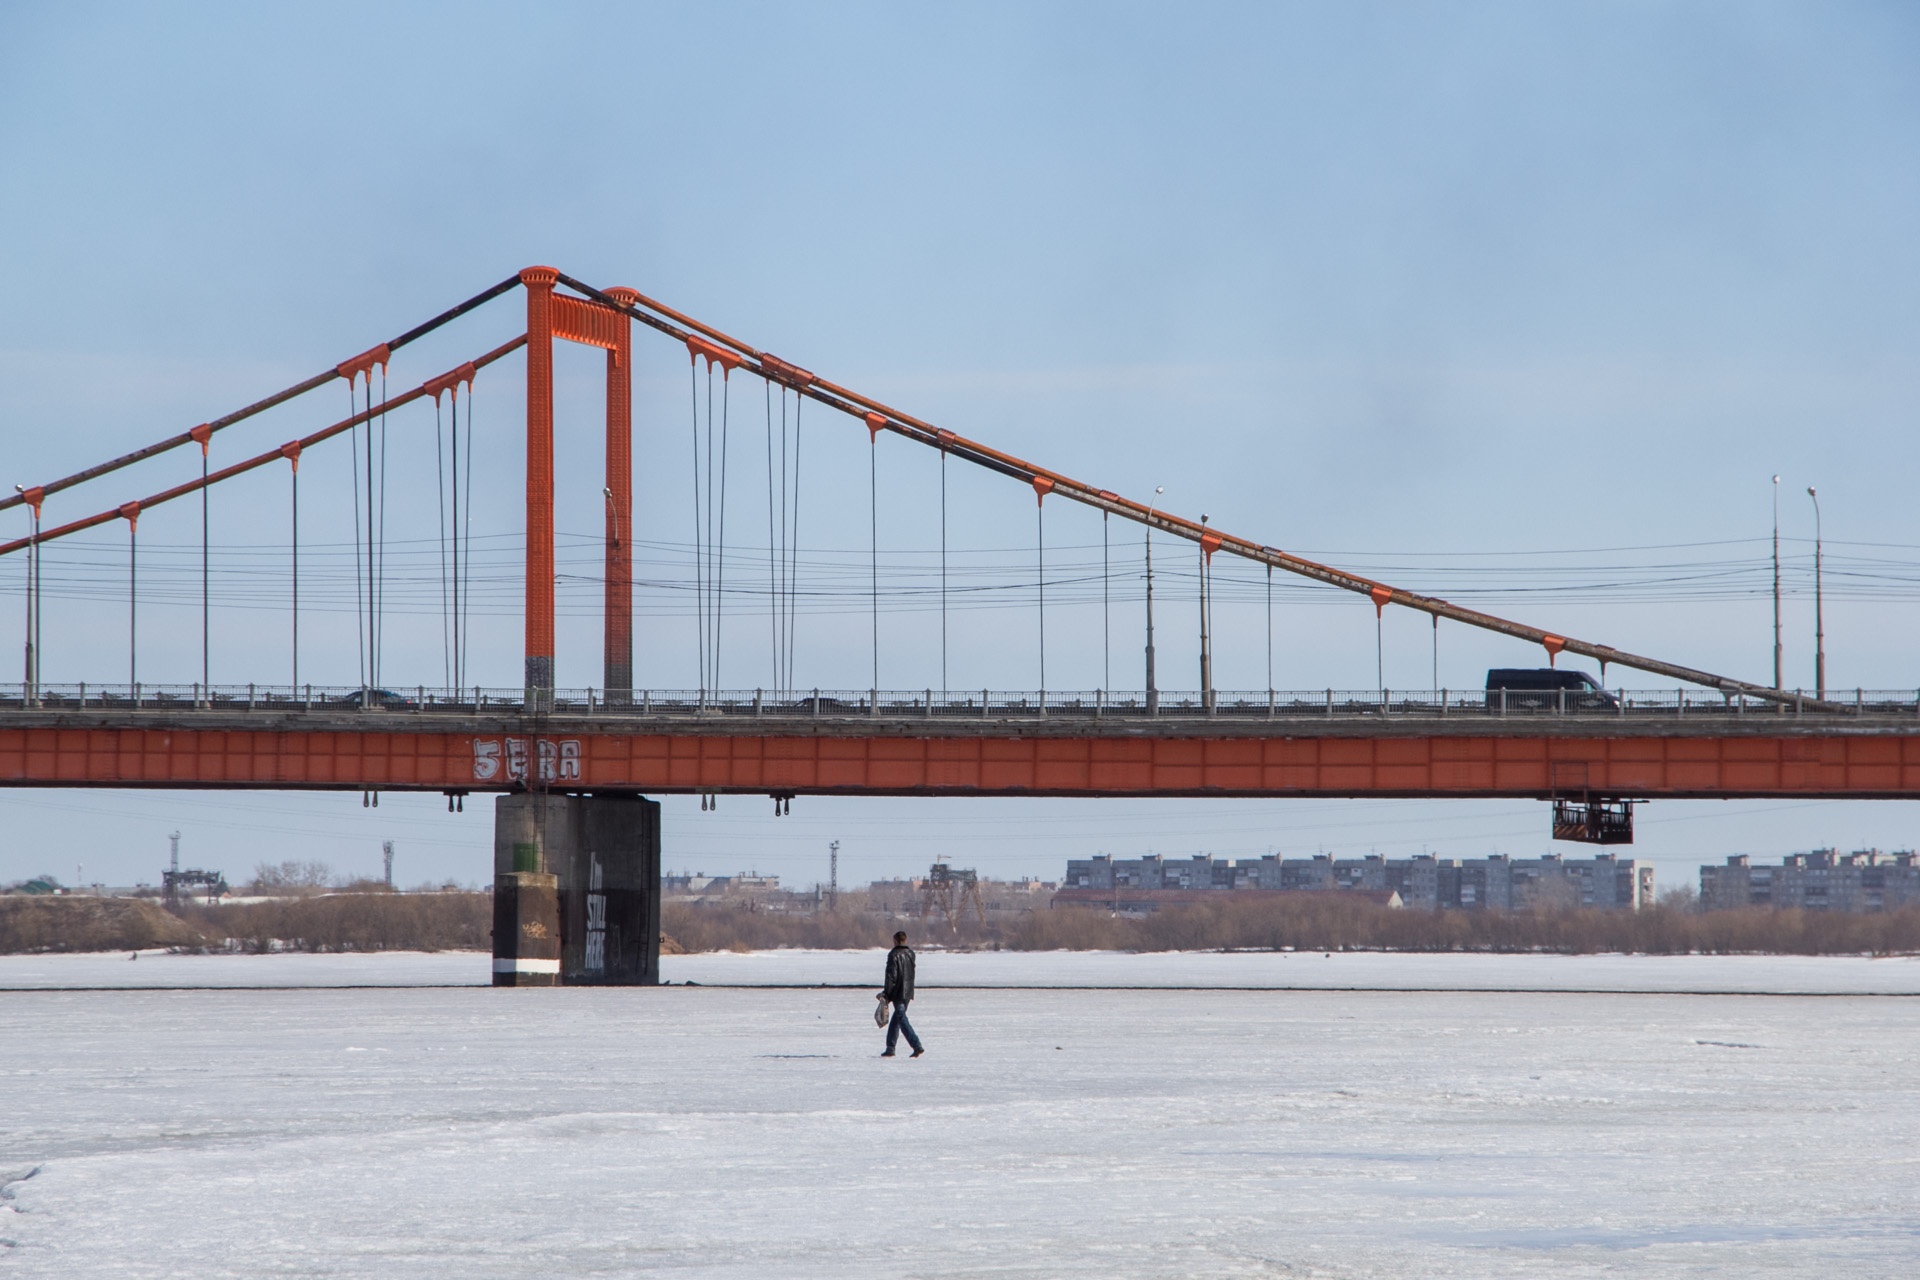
{"left": 2, "top": 958, "right": 1917, "bottom": 1277}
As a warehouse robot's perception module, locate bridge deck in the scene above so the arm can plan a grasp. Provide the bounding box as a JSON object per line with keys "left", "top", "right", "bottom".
{"left": 3, "top": 699, "right": 1918, "bottom": 799}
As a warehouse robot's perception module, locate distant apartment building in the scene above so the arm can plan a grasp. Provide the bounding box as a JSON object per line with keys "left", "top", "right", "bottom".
{"left": 1061, "top": 852, "right": 1652, "bottom": 911}
{"left": 1700, "top": 850, "right": 1920, "bottom": 912}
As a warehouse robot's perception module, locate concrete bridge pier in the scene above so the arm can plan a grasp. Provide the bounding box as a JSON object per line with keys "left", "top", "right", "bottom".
{"left": 492, "top": 793, "right": 661, "bottom": 987}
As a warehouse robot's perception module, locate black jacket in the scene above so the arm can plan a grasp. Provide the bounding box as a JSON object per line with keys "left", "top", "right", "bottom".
{"left": 883, "top": 944, "right": 916, "bottom": 1004}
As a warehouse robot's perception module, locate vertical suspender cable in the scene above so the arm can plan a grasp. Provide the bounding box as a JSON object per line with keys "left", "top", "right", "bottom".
{"left": 766, "top": 378, "right": 778, "bottom": 690}
{"left": 32, "top": 508, "right": 40, "bottom": 692}
{"left": 1432, "top": 613, "right": 1439, "bottom": 693}
{"left": 127, "top": 517, "right": 137, "bottom": 689}
{"left": 350, "top": 383, "right": 366, "bottom": 692}
{"left": 290, "top": 459, "right": 299, "bottom": 689}
{"left": 21, "top": 508, "right": 35, "bottom": 696}
{"left": 436, "top": 395, "right": 450, "bottom": 689}
{"left": 375, "top": 367, "right": 388, "bottom": 691}
{"left": 706, "top": 364, "right": 721, "bottom": 694}
{"left": 940, "top": 444, "right": 948, "bottom": 695}
{"left": 365, "top": 375, "right": 378, "bottom": 692}
{"left": 690, "top": 361, "right": 706, "bottom": 696}
{"left": 1102, "top": 511, "right": 1110, "bottom": 693}
{"left": 715, "top": 373, "right": 730, "bottom": 692}
{"left": 449, "top": 390, "right": 460, "bottom": 691}
{"left": 1266, "top": 563, "right": 1273, "bottom": 695}
{"left": 787, "top": 393, "right": 801, "bottom": 695}
{"left": 461, "top": 384, "right": 476, "bottom": 692}
{"left": 869, "top": 427, "right": 878, "bottom": 694}
{"left": 200, "top": 444, "right": 209, "bottom": 689}
{"left": 1036, "top": 497, "right": 1045, "bottom": 697}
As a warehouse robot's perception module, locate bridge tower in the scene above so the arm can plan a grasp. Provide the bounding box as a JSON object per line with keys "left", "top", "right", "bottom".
{"left": 519, "top": 268, "right": 638, "bottom": 706}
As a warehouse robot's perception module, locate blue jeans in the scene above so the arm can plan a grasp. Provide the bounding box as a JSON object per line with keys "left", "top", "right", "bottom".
{"left": 886, "top": 1001, "right": 923, "bottom": 1054}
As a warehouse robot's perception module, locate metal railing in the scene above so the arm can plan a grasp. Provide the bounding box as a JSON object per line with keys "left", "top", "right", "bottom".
{"left": 1, "top": 683, "right": 1916, "bottom": 720}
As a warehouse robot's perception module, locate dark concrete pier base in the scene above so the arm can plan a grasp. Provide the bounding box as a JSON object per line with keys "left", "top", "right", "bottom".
{"left": 492, "top": 793, "right": 661, "bottom": 986}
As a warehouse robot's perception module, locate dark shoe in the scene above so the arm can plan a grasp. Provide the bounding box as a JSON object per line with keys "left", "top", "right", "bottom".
{"left": 910, "top": 1048, "right": 925, "bottom": 1058}
{"left": 880, "top": 1050, "right": 896, "bottom": 1057}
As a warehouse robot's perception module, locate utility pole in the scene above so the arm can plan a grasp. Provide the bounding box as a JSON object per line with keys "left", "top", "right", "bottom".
{"left": 1807, "top": 486, "right": 1825, "bottom": 700}
{"left": 828, "top": 840, "right": 840, "bottom": 910}
{"left": 1145, "top": 487, "right": 1162, "bottom": 712}
{"left": 382, "top": 840, "right": 395, "bottom": 888}
{"left": 1772, "top": 475, "right": 1782, "bottom": 689}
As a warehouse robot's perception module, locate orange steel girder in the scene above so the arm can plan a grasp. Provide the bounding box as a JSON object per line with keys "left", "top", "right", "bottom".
{"left": 519, "top": 268, "right": 636, "bottom": 701}
{"left": 5, "top": 726, "right": 1920, "bottom": 799}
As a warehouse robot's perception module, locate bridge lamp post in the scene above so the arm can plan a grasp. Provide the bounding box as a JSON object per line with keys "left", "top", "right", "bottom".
{"left": 1807, "top": 486, "right": 1824, "bottom": 701}
{"left": 1145, "top": 486, "right": 1162, "bottom": 712}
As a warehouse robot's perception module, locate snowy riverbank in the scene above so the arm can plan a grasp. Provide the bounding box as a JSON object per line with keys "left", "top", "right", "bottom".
{"left": 2, "top": 947, "right": 1917, "bottom": 993}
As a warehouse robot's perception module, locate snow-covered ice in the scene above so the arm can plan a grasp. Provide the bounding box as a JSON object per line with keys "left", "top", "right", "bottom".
{"left": 4, "top": 946, "right": 1919, "bottom": 994}
{"left": 1, "top": 958, "right": 1916, "bottom": 1276}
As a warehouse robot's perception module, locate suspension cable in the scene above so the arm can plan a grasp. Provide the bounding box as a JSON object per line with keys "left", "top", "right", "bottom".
{"left": 1266, "top": 562, "right": 1273, "bottom": 695}
{"left": 1102, "top": 510, "right": 1110, "bottom": 693}
{"left": 0, "top": 275, "right": 523, "bottom": 519}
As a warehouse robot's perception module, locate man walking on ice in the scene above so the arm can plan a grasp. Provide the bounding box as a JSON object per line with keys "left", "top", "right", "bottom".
{"left": 880, "top": 930, "right": 924, "bottom": 1058}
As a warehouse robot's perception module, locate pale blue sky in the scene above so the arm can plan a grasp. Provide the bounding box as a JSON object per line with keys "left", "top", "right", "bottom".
{"left": 2, "top": 2, "right": 1917, "bottom": 891}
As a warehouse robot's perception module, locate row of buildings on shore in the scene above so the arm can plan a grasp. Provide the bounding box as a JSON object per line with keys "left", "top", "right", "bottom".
{"left": 1061, "top": 853, "right": 1654, "bottom": 912}
{"left": 669, "top": 847, "right": 1920, "bottom": 918}
{"left": 1699, "top": 850, "right": 1920, "bottom": 912}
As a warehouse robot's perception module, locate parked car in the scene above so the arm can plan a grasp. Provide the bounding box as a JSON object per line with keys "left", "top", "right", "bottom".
{"left": 1484, "top": 668, "right": 1617, "bottom": 711}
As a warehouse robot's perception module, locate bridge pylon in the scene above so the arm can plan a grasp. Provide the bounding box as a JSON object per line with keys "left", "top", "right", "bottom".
{"left": 519, "top": 267, "right": 637, "bottom": 706}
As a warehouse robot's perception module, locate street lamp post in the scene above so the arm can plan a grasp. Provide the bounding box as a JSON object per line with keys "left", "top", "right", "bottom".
{"left": 1145, "top": 486, "right": 1162, "bottom": 712}
{"left": 1807, "top": 486, "right": 1824, "bottom": 701}
{"left": 1771, "top": 475, "right": 1782, "bottom": 689}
